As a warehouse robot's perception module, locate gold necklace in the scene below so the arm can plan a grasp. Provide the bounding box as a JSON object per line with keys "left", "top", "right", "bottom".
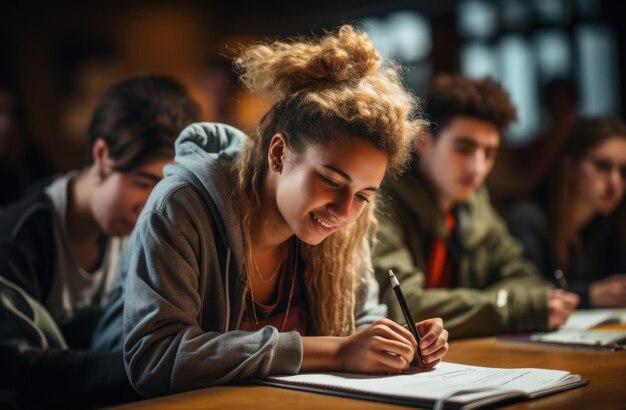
{"left": 247, "top": 240, "right": 299, "bottom": 332}
{"left": 247, "top": 240, "right": 289, "bottom": 283}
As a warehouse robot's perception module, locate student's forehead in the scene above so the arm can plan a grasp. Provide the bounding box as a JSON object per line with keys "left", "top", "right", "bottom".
{"left": 440, "top": 130, "right": 500, "bottom": 149}
{"left": 439, "top": 117, "right": 501, "bottom": 146}
{"left": 302, "top": 140, "right": 388, "bottom": 179}
{"left": 590, "top": 137, "right": 626, "bottom": 158}
{"left": 129, "top": 160, "right": 169, "bottom": 179}
{"left": 451, "top": 134, "right": 500, "bottom": 147}
{"left": 303, "top": 138, "right": 363, "bottom": 159}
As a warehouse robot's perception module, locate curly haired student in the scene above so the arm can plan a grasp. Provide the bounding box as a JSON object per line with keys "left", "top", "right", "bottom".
{"left": 93, "top": 26, "right": 449, "bottom": 397}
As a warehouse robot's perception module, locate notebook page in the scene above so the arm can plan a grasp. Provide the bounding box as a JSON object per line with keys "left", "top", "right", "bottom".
{"left": 533, "top": 330, "right": 626, "bottom": 346}
{"left": 266, "top": 362, "right": 578, "bottom": 404}
{"left": 562, "top": 308, "right": 626, "bottom": 331}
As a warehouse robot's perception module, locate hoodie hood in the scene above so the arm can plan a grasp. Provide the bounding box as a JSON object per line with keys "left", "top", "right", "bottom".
{"left": 173, "top": 122, "right": 245, "bottom": 173}
{"left": 165, "top": 122, "right": 247, "bottom": 270}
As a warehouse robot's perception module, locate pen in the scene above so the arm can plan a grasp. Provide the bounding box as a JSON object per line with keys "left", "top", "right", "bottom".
{"left": 554, "top": 269, "right": 569, "bottom": 290}
{"left": 388, "top": 269, "right": 426, "bottom": 365}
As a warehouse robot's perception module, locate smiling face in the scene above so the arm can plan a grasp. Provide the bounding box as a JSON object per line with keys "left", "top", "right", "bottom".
{"left": 418, "top": 116, "right": 500, "bottom": 211}
{"left": 268, "top": 134, "right": 388, "bottom": 245}
{"left": 574, "top": 136, "right": 626, "bottom": 216}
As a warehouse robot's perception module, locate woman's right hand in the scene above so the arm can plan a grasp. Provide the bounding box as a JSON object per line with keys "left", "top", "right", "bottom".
{"left": 337, "top": 318, "right": 417, "bottom": 373}
{"left": 590, "top": 274, "right": 626, "bottom": 308}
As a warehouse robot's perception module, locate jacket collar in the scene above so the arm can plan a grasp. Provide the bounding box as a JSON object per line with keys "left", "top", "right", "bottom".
{"left": 386, "top": 166, "right": 493, "bottom": 249}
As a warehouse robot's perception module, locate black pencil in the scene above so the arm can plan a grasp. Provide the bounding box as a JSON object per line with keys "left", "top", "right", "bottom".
{"left": 388, "top": 269, "right": 426, "bottom": 365}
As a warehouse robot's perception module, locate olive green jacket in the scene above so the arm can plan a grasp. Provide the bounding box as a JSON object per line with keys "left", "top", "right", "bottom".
{"left": 374, "top": 169, "right": 553, "bottom": 339}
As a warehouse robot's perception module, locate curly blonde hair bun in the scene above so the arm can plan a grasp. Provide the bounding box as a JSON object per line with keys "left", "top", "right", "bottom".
{"left": 238, "top": 25, "right": 381, "bottom": 97}
{"left": 236, "top": 25, "right": 424, "bottom": 176}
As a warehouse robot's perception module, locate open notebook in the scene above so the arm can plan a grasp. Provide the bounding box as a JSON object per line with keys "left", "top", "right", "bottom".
{"left": 261, "top": 362, "right": 586, "bottom": 410}
{"left": 561, "top": 308, "right": 626, "bottom": 331}
{"left": 498, "top": 308, "right": 626, "bottom": 350}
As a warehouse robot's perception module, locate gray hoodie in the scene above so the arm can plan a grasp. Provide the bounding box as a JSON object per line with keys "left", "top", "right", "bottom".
{"left": 97, "top": 123, "right": 386, "bottom": 397}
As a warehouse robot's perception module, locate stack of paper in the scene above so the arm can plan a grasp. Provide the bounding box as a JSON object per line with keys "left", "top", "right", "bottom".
{"left": 561, "top": 308, "right": 626, "bottom": 331}
{"left": 499, "top": 308, "right": 626, "bottom": 350}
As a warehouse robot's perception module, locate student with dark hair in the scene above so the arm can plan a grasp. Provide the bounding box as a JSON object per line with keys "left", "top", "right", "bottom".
{"left": 92, "top": 26, "right": 448, "bottom": 398}
{"left": 374, "top": 74, "right": 579, "bottom": 340}
{"left": 0, "top": 74, "right": 200, "bottom": 408}
{"left": 507, "top": 118, "right": 626, "bottom": 308}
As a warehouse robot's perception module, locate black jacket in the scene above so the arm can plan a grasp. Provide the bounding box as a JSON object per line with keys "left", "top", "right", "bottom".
{"left": 0, "top": 187, "right": 140, "bottom": 409}
{"left": 506, "top": 200, "right": 626, "bottom": 307}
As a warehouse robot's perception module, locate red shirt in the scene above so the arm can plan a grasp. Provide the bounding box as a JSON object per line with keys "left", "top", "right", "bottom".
{"left": 426, "top": 211, "right": 456, "bottom": 288}
{"left": 239, "top": 253, "right": 307, "bottom": 335}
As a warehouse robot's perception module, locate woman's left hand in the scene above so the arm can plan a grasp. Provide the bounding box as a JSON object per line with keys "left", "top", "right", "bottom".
{"left": 414, "top": 318, "right": 448, "bottom": 368}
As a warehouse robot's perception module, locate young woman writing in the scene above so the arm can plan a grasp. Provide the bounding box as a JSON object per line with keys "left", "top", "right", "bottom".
{"left": 96, "top": 26, "right": 448, "bottom": 397}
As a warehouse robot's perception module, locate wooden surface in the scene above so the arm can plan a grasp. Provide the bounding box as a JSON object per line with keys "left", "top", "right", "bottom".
{"left": 443, "top": 333, "right": 626, "bottom": 409}
{"left": 104, "top": 326, "right": 626, "bottom": 410}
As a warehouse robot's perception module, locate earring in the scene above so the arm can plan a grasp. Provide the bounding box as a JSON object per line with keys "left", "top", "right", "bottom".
{"left": 272, "top": 162, "right": 280, "bottom": 170}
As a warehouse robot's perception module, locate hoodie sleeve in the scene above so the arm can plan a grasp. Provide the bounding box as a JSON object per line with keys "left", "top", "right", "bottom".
{"left": 123, "top": 187, "right": 302, "bottom": 398}
{"left": 374, "top": 200, "right": 552, "bottom": 340}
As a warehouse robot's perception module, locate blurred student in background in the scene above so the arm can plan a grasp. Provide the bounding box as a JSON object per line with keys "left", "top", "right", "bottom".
{"left": 374, "top": 74, "right": 579, "bottom": 340}
{"left": 507, "top": 118, "right": 626, "bottom": 308}
{"left": 0, "top": 74, "right": 200, "bottom": 409}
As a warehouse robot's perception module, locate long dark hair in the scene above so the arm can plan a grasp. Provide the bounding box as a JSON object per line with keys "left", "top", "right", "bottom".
{"left": 546, "top": 117, "right": 626, "bottom": 270}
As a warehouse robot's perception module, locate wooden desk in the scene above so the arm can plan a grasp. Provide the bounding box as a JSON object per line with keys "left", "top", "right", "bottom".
{"left": 105, "top": 330, "right": 626, "bottom": 410}
{"left": 444, "top": 334, "right": 626, "bottom": 409}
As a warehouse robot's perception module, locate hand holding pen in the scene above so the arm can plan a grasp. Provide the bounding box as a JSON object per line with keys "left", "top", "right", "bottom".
{"left": 388, "top": 270, "right": 449, "bottom": 367}
{"left": 548, "top": 269, "right": 580, "bottom": 329}
{"left": 329, "top": 271, "right": 449, "bottom": 374}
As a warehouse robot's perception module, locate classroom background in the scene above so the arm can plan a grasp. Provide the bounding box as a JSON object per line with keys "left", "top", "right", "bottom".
{"left": 1, "top": 0, "right": 625, "bottom": 210}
